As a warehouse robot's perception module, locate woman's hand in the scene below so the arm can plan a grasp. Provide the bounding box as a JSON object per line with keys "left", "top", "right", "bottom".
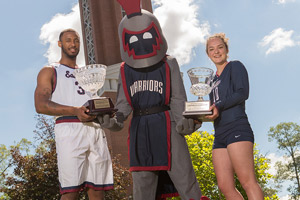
{"left": 205, "top": 104, "right": 219, "bottom": 121}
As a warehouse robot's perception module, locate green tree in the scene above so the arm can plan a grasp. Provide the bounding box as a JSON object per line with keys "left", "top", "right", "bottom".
{"left": 0, "top": 144, "right": 11, "bottom": 185}
{"left": 0, "top": 115, "right": 60, "bottom": 200}
{"left": 268, "top": 122, "right": 300, "bottom": 199}
{"left": 186, "top": 131, "right": 218, "bottom": 198}
{"left": 0, "top": 139, "right": 32, "bottom": 200}
{"left": 185, "top": 131, "right": 278, "bottom": 200}
{"left": 0, "top": 114, "right": 132, "bottom": 200}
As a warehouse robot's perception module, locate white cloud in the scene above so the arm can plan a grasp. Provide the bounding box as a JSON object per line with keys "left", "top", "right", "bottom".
{"left": 39, "top": 4, "right": 85, "bottom": 67}
{"left": 259, "top": 28, "right": 295, "bottom": 55}
{"left": 266, "top": 152, "right": 289, "bottom": 175}
{"left": 274, "top": 0, "right": 296, "bottom": 4}
{"left": 153, "top": 0, "right": 210, "bottom": 66}
{"left": 279, "top": 194, "right": 291, "bottom": 200}
{"left": 40, "top": 1, "right": 210, "bottom": 68}
{"left": 267, "top": 152, "right": 300, "bottom": 199}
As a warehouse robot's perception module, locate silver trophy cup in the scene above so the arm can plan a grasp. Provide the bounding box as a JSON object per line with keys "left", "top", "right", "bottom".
{"left": 74, "top": 64, "right": 117, "bottom": 115}
{"left": 183, "top": 67, "right": 214, "bottom": 122}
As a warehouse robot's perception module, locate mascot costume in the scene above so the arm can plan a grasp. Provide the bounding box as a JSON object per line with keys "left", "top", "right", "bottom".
{"left": 98, "top": 0, "right": 210, "bottom": 199}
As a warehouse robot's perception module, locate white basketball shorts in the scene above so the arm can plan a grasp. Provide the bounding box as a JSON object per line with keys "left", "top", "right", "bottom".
{"left": 54, "top": 118, "right": 113, "bottom": 194}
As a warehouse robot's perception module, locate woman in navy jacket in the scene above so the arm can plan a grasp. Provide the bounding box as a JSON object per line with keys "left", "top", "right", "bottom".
{"left": 205, "top": 33, "right": 264, "bottom": 200}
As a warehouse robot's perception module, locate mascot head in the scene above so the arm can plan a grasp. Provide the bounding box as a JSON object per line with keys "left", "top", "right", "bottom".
{"left": 117, "top": 0, "right": 168, "bottom": 68}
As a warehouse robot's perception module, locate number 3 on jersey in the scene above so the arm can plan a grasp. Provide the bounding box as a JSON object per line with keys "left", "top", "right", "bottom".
{"left": 75, "top": 81, "right": 85, "bottom": 95}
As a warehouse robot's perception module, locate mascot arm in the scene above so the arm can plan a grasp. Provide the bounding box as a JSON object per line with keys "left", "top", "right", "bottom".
{"left": 167, "top": 56, "right": 187, "bottom": 124}
{"left": 167, "top": 56, "right": 202, "bottom": 135}
{"left": 115, "top": 73, "right": 133, "bottom": 120}
{"left": 97, "top": 113, "right": 124, "bottom": 132}
{"left": 98, "top": 73, "right": 132, "bottom": 132}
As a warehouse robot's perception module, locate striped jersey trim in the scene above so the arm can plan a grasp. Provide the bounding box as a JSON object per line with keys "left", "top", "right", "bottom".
{"left": 59, "top": 182, "right": 114, "bottom": 194}
{"left": 55, "top": 116, "right": 81, "bottom": 124}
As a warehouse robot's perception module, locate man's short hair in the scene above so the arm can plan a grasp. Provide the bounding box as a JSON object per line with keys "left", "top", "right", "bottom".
{"left": 59, "top": 29, "right": 79, "bottom": 41}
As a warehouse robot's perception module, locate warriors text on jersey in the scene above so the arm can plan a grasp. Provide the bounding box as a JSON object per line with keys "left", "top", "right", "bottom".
{"left": 121, "top": 60, "right": 171, "bottom": 171}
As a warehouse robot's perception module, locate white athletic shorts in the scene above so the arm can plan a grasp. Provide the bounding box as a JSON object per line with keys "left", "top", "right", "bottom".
{"left": 54, "top": 117, "right": 113, "bottom": 194}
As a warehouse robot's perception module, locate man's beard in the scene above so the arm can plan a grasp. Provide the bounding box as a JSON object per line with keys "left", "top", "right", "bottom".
{"left": 61, "top": 45, "right": 79, "bottom": 59}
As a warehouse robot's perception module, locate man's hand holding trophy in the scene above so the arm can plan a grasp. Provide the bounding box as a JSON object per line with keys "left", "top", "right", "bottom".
{"left": 183, "top": 67, "right": 214, "bottom": 122}
{"left": 74, "top": 64, "right": 117, "bottom": 116}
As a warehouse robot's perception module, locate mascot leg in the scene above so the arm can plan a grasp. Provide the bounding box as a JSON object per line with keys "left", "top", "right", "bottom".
{"left": 168, "top": 122, "right": 202, "bottom": 199}
{"left": 132, "top": 171, "right": 158, "bottom": 199}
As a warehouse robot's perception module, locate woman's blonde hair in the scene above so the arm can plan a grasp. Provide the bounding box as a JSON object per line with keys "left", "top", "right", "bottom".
{"left": 205, "top": 33, "right": 229, "bottom": 54}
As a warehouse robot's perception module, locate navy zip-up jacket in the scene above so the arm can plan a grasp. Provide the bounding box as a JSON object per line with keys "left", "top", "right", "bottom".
{"left": 210, "top": 60, "right": 250, "bottom": 135}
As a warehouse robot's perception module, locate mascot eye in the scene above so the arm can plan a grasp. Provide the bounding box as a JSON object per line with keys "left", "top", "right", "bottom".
{"left": 143, "top": 32, "right": 153, "bottom": 39}
{"left": 129, "top": 35, "right": 138, "bottom": 44}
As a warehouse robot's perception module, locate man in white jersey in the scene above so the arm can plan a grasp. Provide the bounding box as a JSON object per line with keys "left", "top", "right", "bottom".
{"left": 34, "top": 29, "right": 113, "bottom": 200}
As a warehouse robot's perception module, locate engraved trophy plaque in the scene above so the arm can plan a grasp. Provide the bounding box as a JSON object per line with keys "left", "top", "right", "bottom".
{"left": 183, "top": 67, "right": 214, "bottom": 122}
{"left": 74, "top": 64, "right": 117, "bottom": 116}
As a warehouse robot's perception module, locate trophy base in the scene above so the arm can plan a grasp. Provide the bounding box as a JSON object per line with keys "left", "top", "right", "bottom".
{"left": 182, "top": 111, "right": 213, "bottom": 122}
{"left": 183, "top": 100, "right": 213, "bottom": 122}
{"left": 84, "top": 97, "right": 118, "bottom": 116}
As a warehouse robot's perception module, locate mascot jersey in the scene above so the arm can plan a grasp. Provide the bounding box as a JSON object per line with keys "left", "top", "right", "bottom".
{"left": 115, "top": 1, "right": 203, "bottom": 199}
{"left": 120, "top": 60, "right": 171, "bottom": 171}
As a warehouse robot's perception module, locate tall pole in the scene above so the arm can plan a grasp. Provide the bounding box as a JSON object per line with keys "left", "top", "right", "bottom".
{"left": 79, "top": 0, "right": 153, "bottom": 167}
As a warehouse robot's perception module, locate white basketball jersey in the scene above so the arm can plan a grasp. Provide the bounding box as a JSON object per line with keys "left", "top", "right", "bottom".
{"left": 51, "top": 63, "right": 91, "bottom": 109}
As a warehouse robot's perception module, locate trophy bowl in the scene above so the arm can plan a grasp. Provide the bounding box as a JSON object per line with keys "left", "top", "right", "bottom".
{"left": 74, "top": 64, "right": 117, "bottom": 116}
{"left": 188, "top": 67, "right": 214, "bottom": 100}
{"left": 74, "top": 64, "right": 107, "bottom": 98}
{"left": 183, "top": 67, "right": 214, "bottom": 122}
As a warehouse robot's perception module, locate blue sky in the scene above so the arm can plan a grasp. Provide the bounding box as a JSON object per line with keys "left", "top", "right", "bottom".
{"left": 1, "top": 0, "right": 299, "bottom": 199}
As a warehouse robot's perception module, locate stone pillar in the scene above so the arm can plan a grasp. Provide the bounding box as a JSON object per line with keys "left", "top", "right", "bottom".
{"left": 79, "top": 0, "right": 153, "bottom": 167}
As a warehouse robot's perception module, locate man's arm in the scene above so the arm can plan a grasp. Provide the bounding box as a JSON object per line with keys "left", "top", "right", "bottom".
{"left": 34, "top": 66, "right": 95, "bottom": 122}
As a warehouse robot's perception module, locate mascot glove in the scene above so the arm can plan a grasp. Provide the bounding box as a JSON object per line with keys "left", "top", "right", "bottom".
{"left": 97, "top": 114, "right": 123, "bottom": 132}
{"left": 176, "top": 118, "right": 201, "bottom": 135}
